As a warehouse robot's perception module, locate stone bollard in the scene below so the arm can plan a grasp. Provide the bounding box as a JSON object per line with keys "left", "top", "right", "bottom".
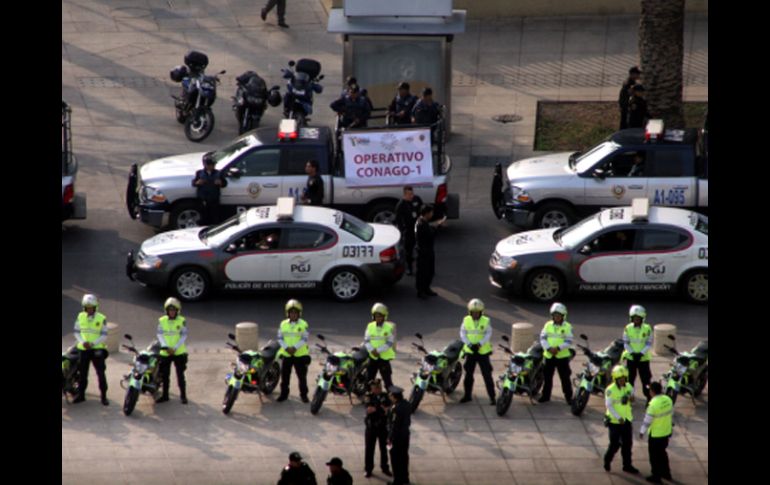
{"left": 235, "top": 322, "right": 259, "bottom": 351}
{"left": 511, "top": 322, "right": 535, "bottom": 353}
{"left": 653, "top": 323, "right": 677, "bottom": 356}
{"left": 106, "top": 322, "right": 120, "bottom": 353}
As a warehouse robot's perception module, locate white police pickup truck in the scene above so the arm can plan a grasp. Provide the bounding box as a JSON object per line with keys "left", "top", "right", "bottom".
{"left": 492, "top": 120, "right": 708, "bottom": 229}
{"left": 62, "top": 101, "right": 86, "bottom": 221}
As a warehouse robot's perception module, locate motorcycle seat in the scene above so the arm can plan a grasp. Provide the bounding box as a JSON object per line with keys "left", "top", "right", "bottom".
{"left": 352, "top": 347, "right": 368, "bottom": 363}
{"left": 604, "top": 340, "right": 625, "bottom": 361}
{"left": 260, "top": 341, "right": 280, "bottom": 361}
{"left": 526, "top": 342, "right": 544, "bottom": 360}
{"left": 693, "top": 341, "right": 708, "bottom": 361}
{"left": 442, "top": 340, "right": 464, "bottom": 361}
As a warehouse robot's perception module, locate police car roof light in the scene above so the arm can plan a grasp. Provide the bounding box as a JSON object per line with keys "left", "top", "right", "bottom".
{"left": 278, "top": 119, "right": 298, "bottom": 140}
{"left": 645, "top": 119, "right": 664, "bottom": 142}
{"left": 630, "top": 198, "right": 650, "bottom": 223}
{"left": 276, "top": 197, "right": 295, "bottom": 220}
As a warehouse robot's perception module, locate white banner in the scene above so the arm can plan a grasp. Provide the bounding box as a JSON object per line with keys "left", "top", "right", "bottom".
{"left": 343, "top": 129, "right": 434, "bottom": 187}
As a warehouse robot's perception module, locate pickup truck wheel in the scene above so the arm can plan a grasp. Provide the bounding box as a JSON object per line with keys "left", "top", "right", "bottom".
{"left": 171, "top": 267, "right": 210, "bottom": 302}
{"left": 680, "top": 269, "right": 708, "bottom": 304}
{"left": 534, "top": 203, "right": 575, "bottom": 229}
{"left": 366, "top": 202, "right": 397, "bottom": 225}
{"left": 326, "top": 268, "right": 365, "bottom": 302}
{"left": 170, "top": 202, "right": 203, "bottom": 229}
{"left": 524, "top": 268, "right": 565, "bottom": 303}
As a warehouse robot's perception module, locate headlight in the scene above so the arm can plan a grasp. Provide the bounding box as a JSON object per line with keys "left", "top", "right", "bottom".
{"left": 491, "top": 251, "right": 518, "bottom": 270}
{"left": 136, "top": 252, "right": 163, "bottom": 270}
{"left": 511, "top": 186, "right": 531, "bottom": 203}
{"left": 237, "top": 360, "right": 250, "bottom": 373}
{"left": 134, "top": 362, "right": 148, "bottom": 374}
{"left": 326, "top": 363, "right": 339, "bottom": 374}
{"left": 142, "top": 186, "right": 166, "bottom": 203}
{"left": 674, "top": 363, "right": 688, "bottom": 376}
{"left": 421, "top": 362, "right": 435, "bottom": 373}
{"left": 586, "top": 362, "right": 600, "bottom": 375}
{"left": 246, "top": 96, "right": 264, "bottom": 105}
{"left": 508, "top": 363, "right": 523, "bottom": 374}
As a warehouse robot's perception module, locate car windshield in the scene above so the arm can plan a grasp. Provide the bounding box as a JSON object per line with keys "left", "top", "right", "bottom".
{"left": 690, "top": 212, "right": 708, "bottom": 235}
{"left": 200, "top": 212, "right": 248, "bottom": 246}
{"left": 210, "top": 135, "right": 258, "bottom": 168}
{"left": 339, "top": 214, "right": 374, "bottom": 242}
{"left": 574, "top": 141, "right": 620, "bottom": 174}
{"left": 554, "top": 213, "right": 603, "bottom": 248}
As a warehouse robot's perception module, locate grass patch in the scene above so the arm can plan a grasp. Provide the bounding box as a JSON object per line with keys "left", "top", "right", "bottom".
{"left": 534, "top": 101, "right": 708, "bottom": 152}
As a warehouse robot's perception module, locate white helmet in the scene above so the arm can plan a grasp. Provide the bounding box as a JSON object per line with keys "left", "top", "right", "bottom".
{"left": 629, "top": 304, "right": 646, "bottom": 321}
{"left": 549, "top": 302, "right": 567, "bottom": 317}
{"left": 82, "top": 294, "right": 99, "bottom": 309}
{"left": 164, "top": 297, "right": 182, "bottom": 312}
{"left": 467, "top": 298, "right": 485, "bottom": 314}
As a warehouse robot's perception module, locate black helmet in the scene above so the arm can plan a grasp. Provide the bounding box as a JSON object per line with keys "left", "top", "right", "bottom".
{"left": 293, "top": 72, "right": 310, "bottom": 91}
{"left": 267, "top": 88, "right": 282, "bottom": 107}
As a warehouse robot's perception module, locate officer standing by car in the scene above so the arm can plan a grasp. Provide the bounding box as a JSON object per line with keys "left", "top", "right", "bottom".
{"left": 364, "top": 379, "right": 392, "bottom": 479}
{"left": 387, "top": 385, "right": 411, "bottom": 485}
{"left": 156, "top": 297, "right": 189, "bottom": 404}
{"left": 277, "top": 299, "right": 311, "bottom": 403}
{"left": 192, "top": 152, "right": 227, "bottom": 225}
{"left": 387, "top": 82, "right": 418, "bottom": 125}
{"left": 627, "top": 85, "right": 650, "bottom": 129}
{"left": 623, "top": 305, "right": 653, "bottom": 400}
{"left": 538, "top": 303, "right": 574, "bottom": 404}
{"left": 330, "top": 84, "right": 371, "bottom": 129}
{"left": 619, "top": 66, "right": 641, "bottom": 129}
{"left": 394, "top": 186, "right": 423, "bottom": 275}
{"left": 364, "top": 303, "right": 396, "bottom": 389}
{"left": 278, "top": 451, "right": 317, "bottom": 485}
{"left": 73, "top": 294, "right": 110, "bottom": 405}
{"left": 639, "top": 382, "right": 674, "bottom": 483}
{"left": 415, "top": 204, "right": 446, "bottom": 299}
{"left": 301, "top": 160, "right": 324, "bottom": 206}
{"left": 604, "top": 365, "right": 639, "bottom": 474}
{"left": 459, "top": 298, "right": 496, "bottom": 405}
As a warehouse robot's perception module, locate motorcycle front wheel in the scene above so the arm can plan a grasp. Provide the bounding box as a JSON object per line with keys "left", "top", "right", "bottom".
{"left": 496, "top": 388, "right": 513, "bottom": 417}
{"left": 694, "top": 367, "right": 708, "bottom": 397}
{"left": 260, "top": 362, "right": 281, "bottom": 395}
{"left": 310, "top": 388, "right": 327, "bottom": 415}
{"left": 408, "top": 387, "right": 424, "bottom": 414}
{"left": 222, "top": 385, "right": 239, "bottom": 415}
{"left": 184, "top": 109, "right": 215, "bottom": 142}
{"left": 570, "top": 387, "right": 590, "bottom": 416}
{"left": 123, "top": 387, "right": 139, "bottom": 416}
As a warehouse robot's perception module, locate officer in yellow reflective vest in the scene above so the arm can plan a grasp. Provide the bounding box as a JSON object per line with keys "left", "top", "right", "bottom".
{"left": 277, "top": 299, "right": 311, "bottom": 403}
{"left": 623, "top": 304, "right": 653, "bottom": 400}
{"left": 603, "top": 365, "right": 639, "bottom": 474}
{"left": 459, "top": 298, "right": 496, "bottom": 405}
{"left": 73, "top": 294, "right": 110, "bottom": 405}
{"left": 364, "top": 303, "right": 396, "bottom": 390}
{"left": 156, "top": 297, "right": 189, "bottom": 404}
{"left": 538, "top": 302, "right": 574, "bottom": 404}
{"left": 639, "top": 381, "right": 674, "bottom": 483}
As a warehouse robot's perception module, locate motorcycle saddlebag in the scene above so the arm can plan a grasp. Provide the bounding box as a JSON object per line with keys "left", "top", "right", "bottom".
{"left": 170, "top": 65, "right": 189, "bottom": 83}
{"left": 184, "top": 50, "right": 209, "bottom": 72}
{"left": 236, "top": 70, "right": 258, "bottom": 85}
{"left": 295, "top": 58, "right": 321, "bottom": 79}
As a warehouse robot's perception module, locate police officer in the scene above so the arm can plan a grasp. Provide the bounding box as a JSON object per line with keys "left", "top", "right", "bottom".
{"left": 73, "top": 294, "right": 109, "bottom": 405}
{"left": 364, "top": 303, "right": 396, "bottom": 390}
{"left": 411, "top": 87, "right": 442, "bottom": 125}
{"left": 394, "top": 186, "right": 423, "bottom": 275}
{"left": 538, "top": 302, "right": 574, "bottom": 404}
{"left": 627, "top": 85, "right": 650, "bottom": 129}
{"left": 301, "top": 160, "right": 324, "bottom": 206}
{"left": 387, "top": 385, "right": 411, "bottom": 485}
{"left": 623, "top": 305, "right": 653, "bottom": 400}
{"left": 604, "top": 365, "right": 639, "bottom": 474}
{"left": 261, "top": 0, "right": 289, "bottom": 28}
{"left": 277, "top": 299, "right": 311, "bottom": 403}
{"left": 459, "top": 298, "right": 496, "bottom": 405}
{"left": 325, "top": 457, "right": 353, "bottom": 485}
{"left": 156, "top": 297, "right": 189, "bottom": 404}
{"left": 364, "top": 379, "right": 392, "bottom": 478}
{"left": 415, "top": 204, "right": 446, "bottom": 299}
{"left": 619, "top": 66, "right": 641, "bottom": 129}
{"left": 387, "top": 82, "right": 418, "bottom": 125}
{"left": 330, "top": 84, "right": 371, "bottom": 129}
{"left": 639, "top": 382, "right": 674, "bottom": 483}
{"left": 191, "top": 152, "right": 227, "bottom": 225}
{"left": 278, "top": 451, "right": 317, "bottom": 485}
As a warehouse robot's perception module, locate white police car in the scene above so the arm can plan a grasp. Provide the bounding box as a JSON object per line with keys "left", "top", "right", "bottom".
{"left": 489, "top": 199, "right": 708, "bottom": 303}
{"left": 126, "top": 198, "right": 404, "bottom": 302}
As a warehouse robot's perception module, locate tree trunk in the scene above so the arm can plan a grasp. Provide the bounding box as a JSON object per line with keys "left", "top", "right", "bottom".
{"left": 639, "top": 0, "right": 686, "bottom": 127}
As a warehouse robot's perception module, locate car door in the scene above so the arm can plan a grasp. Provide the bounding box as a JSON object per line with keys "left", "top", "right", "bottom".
{"left": 222, "top": 227, "right": 282, "bottom": 284}
{"left": 633, "top": 226, "right": 692, "bottom": 284}
{"left": 219, "top": 147, "right": 283, "bottom": 208}
{"left": 277, "top": 225, "right": 337, "bottom": 283}
{"left": 646, "top": 147, "right": 696, "bottom": 208}
{"left": 576, "top": 228, "right": 638, "bottom": 283}
{"left": 583, "top": 149, "right": 649, "bottom": 207}
{"left": 279, "top": 145, "right": 329, "bottom": 203}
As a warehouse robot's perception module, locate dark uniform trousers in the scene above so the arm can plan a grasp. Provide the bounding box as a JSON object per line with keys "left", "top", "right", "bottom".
{"left": 159, "top": 354, "right": 188, "bottom": 397}
{"left": 541, "top": 356, "right": 573, "bottom": 401}
{"left": 365, "top": 391, "right": 391, "bottom": 474}
{"left": 626, "top": 358, "right": 652, "bottom": 398}
{"left": 649, "top": 435, "right": 671, "bottom": 479}
{"left": 263, "top": 0, "right": 286, "bottom": 22}
{"left": 77, "top": 349, "right": 109, "bottom": 397}
{"left": 201, "top": 198, "right": 220, "bottom": 226}
{"left": 367, "top": 359, "right": 394, "bottom": 390}
{"left": 389, "top": 435, "right": 410, "bottom": 485}
{"left": 605, "top": 421, "right": 634, "bottom": 467}
{"left": 463, "top": 353, "right": 496, "bottom": 399}
{"left": 415, "top": 250, "right": 435, "bottom": 294}
{"left": 280, "top": 355, "right": 311, "bottom": 397}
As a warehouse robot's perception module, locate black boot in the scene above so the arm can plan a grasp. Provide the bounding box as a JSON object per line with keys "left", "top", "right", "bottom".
{"left": 73, "top": 394, "right": 86, "bottom": 404}
{"left": 459, "top": 395, "right": 472, "bottom": 403}
{"left": 155, "top": 393, "right": 169, "bottom": 403}
{"left": 277, "top": 391, "right": 289, "bottom": 402}
{"left": 101, "top": 393, "right": 109, "bottom": 406}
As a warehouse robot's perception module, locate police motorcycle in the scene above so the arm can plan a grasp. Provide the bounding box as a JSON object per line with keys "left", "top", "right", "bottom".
{"left": 170, "top": 51, "right": 226, "bottom": 142}
{"left": 232, "top": 71, "right": 282, "bottom": 135}
{"left": 310, "top": 334, "right": 370, "bottom": 415}
{"left": 408, "top": 333, "right": 464, "bottom": 413}
{"left": 570, "top": 334, "right": 626, "bottom": 416}
{"left": 661, "top": 335, "right": 708, "bottom": 405}
{"left": 495, "top": 335, "right": 545, "bottom": 417}
{"left": 222, "top": 333, "right": 282, "bottom": 414}
{"left": 280, "top": 58, "right": 324, "bottom": 127}
{"left": 61, "top": 345, "right": 82, "bottom": 402}
{"left": 120, "top": 334, "right": 164, "bottom": 416}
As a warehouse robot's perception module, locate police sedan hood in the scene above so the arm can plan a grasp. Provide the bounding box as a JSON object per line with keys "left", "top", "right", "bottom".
{"left": 141, "top": 227, "right": 210, "bottom": 255}
{"left": 495, "top": 228, "right": 563, "bottom": 257}
{"left": 139, "top": 152, "right": 208, "bottom": 183}
{"left": 506, "top": 152, "right": 573, "bottom": 181}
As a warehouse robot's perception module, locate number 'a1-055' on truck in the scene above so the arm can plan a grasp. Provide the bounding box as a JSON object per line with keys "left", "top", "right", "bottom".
{"left": 126, "top": 121, "right": 460, "bottom": 230}
{"left": 491, "top": 119, "right": 707, "bottom": 229}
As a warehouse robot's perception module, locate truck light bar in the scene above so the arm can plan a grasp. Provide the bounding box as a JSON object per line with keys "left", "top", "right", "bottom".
{"left": 276, "top": 197, "right": 295, "bottom": 220}
{"left": 631, "top": 198, "right": 649, "bottom": 222}
{"left": 645, "top": 119, "right": 664, "bottom": 142}
{"left": 278, "top": 119, "right": 298, "bottom": 140}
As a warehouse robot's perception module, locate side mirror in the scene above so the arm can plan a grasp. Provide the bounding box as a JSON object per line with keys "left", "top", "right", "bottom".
{"left": 501, "top": 335, "right": 510, "bottom": 342}
{"left": 228, "top": 333, "right": 236, "bottom": 340}
{"left": 317, "top": 334, "right": 326, "bottom": 341}
{"left": 668, "top": 335, "right": 676, "bottom": 341}
{"left": 580, "top": 334, "right": 588, "bottom": 341}
{"left": 579, "top": 245, "right": 592, "bottom": 255}
{"left": 227, "top": 167, "right": 242, "bottom": 179}
{"left": 415, "top": 332, "right": 423, "bottom": 339}
{"left": 288, "top": 60, "right": 296, "bottom": 67}
{"left": 219, "top": 70, "right": 227, "bottom": 75}
{"left": 318, "top": 74, "right": 325, "bottom": 81}
{"left": 124, "top": 333, "right": 133, "bottom": 340}
{"left": 593, "top": 169, "right": 606, "bottom": 180}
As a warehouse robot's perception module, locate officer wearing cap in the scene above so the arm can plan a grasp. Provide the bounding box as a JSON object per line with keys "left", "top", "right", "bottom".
{"left": 387, "top": 385, "right": 411, "bottom": 485}
{"left": 364, "top": 379, "right": 392, "bottom": 478}
{"left": 191, "top": 152, "right": 227, "bottom": 225}
{"left": 278, "top": 451, "right": 317, "bottom": 485}
{"left": 387, "top": 82, "right": 418, "bottom": 125}
{"left": 619, "top": 66, "right": 641, "bottom": 129}
{"left": 627, "top": 84, "right": 650, "bottom": 129}
{"left": 325, "top": 457, "right": 353, "bottom": 485}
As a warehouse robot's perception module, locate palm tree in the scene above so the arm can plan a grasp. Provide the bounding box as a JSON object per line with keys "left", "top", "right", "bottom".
{"left": 638, "top": 0, "right": 686, "bottom": 127}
